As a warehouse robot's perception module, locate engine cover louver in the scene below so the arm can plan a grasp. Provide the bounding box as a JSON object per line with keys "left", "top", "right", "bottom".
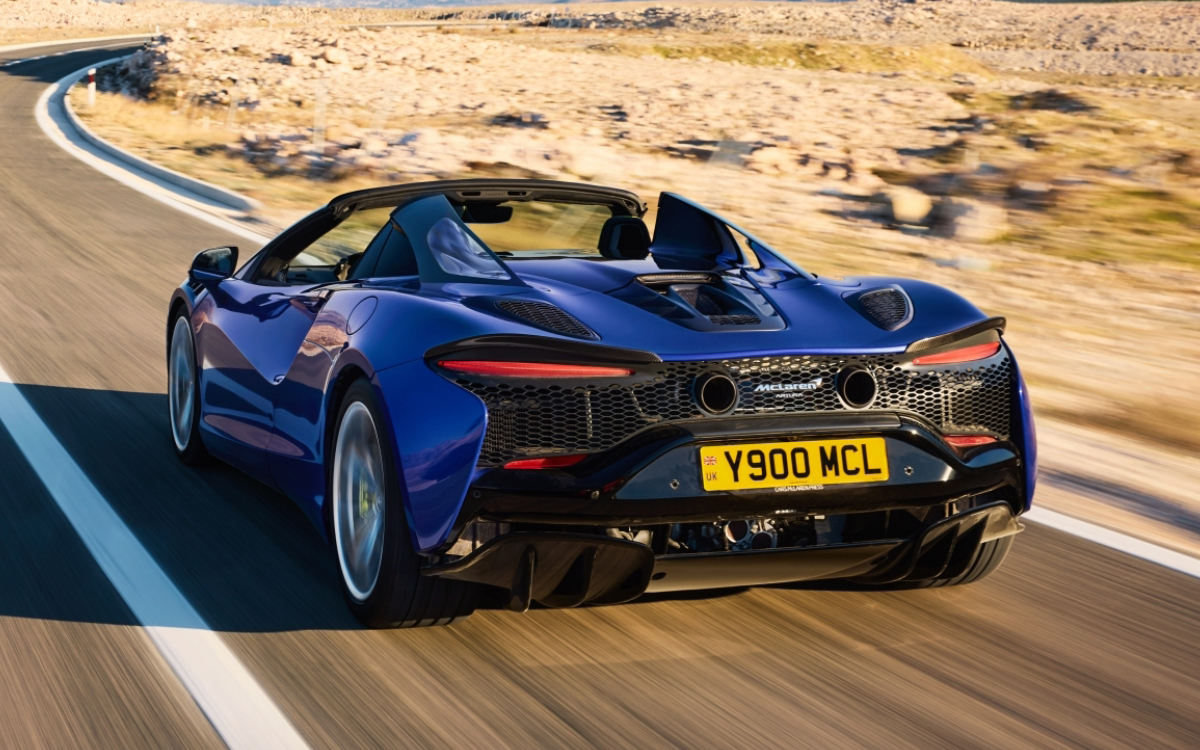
{"left": 495, "top": 299, "right": 599, "bottom": 340}
{"left": 675, "top": 286, "right": 723, "bottom": 316}
{"left": 846, "top": 286, "right": 912, "bottom": 331}
{"left": 709, "top": 314, "right": 762, "bottom": 326}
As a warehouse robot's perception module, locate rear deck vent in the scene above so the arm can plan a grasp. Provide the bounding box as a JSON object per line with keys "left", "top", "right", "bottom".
{"left": 848, "top": 287, "right": 912, "bottom": 331}
{"left": 709, "top": 315, "right": 762, "bottom": 326}
{"left": 636, "top": 273, "right": 719, "bottom": 286}
{"left": 495, "top": 299, "right": 598, "bottom": 340}
{"left": 676, "top": 286, "right": 724, "bottom": 316}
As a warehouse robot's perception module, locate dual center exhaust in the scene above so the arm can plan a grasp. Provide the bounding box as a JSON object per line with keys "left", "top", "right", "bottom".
{"left": 694, "top": 366, "right": 879, "bottom": 414}
{"left": 724, "top": 519, "right": 777, "bottom": 551}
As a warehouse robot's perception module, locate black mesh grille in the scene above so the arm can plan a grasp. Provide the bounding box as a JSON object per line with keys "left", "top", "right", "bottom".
{"left": 453, "top": 353, "right": 1015, "bottom": 466}
{"left": 494, "top": 300, "right": 597, "bottom": 339}
{"left": 858, "top": 289, "right": 909, "bottom": 329}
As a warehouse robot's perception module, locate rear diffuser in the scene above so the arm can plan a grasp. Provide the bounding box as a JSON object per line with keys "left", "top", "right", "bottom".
{"left": 424, "top": 532, "right": 655, "bottom": 611}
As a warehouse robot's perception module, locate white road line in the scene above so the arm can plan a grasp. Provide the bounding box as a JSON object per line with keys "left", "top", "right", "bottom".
{"left": 0, "top": 362, "right": 311, "bottom": 749}
{"left": 1025, "top": 508, "right": 1200, "bottom": 580}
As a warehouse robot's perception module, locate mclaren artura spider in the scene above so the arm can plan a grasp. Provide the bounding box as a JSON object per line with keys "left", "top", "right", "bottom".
{"left": 167, "top": 179, "right": 1035, "bottom": 628}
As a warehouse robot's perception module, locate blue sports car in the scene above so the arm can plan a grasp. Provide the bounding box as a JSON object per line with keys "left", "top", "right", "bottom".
{"left": 168, "top": 179, "right": 1035, "bottom": 628}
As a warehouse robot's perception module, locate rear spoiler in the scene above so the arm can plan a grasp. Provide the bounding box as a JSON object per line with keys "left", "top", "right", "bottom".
{"left": 906, "top": 316, "right": 1007, "bottom": 353}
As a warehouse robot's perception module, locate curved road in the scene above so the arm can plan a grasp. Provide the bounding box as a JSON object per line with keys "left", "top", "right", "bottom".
{"left": 0, "top": 41, "right": 1198, "bottom": 749}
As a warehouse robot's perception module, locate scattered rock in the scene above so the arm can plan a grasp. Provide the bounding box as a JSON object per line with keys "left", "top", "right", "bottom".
{"left": 934, "top": 197, "right": 1009, "bottom": 242}
{"left": 1008, "top": 180, "right": 1057, "bottom": 207}
{"left": 873, "top": 185, "right": 934, "bottom": 225}
{"left": 746, "top": 147, "right": 799, "bottom": 176}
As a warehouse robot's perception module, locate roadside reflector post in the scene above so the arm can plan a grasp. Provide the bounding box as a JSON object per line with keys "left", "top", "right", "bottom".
{"left": 87, "top": 68, "right": 96, "bottom": 109}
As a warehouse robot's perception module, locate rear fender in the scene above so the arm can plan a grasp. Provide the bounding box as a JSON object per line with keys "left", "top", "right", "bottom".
{"left": 1004, "top": 340, "right": 1037, "bottom": 510}
{"left": 372, "top": 360, "right": 487, "bottom": 553}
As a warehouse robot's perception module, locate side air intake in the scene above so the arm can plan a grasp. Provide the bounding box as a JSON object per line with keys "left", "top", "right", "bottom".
{"left": 495, "top": 299, "right": 599, "bottom": 340}
{"left": 845, "top": 286, "right": 913, "bottom": 331}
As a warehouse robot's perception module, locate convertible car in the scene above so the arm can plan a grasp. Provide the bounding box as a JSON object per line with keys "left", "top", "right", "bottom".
{"left": 167, "top": 178, "right": 1035, "bottom": 628}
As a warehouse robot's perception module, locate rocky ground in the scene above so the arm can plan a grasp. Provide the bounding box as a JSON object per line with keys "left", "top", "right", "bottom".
{"left": 514, "top": 1, "right": 1200, "bottom": 53}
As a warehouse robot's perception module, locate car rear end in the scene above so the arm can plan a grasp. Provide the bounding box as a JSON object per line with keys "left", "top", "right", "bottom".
{"left": 420, "top": 328, "right": 1031, "bottom": 608}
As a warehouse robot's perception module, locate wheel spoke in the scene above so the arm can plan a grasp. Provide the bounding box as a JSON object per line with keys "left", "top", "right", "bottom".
{"left": 333, "top": 400, "right": 386, "bottom": 601}
{"left": 169, "top": 318, "right": 196, "bottom": 452}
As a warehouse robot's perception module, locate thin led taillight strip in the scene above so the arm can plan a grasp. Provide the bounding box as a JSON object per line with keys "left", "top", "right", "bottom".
{"left": 944, "top": 435, "right": 998, "bottom": 448}
{"left": 437, "top": 360, "right": 634, "bottom": 378}
{"left": 912, "top": 341, "right": 1001, "bottom": 366}
{"left": 503, "top": 455, "right": 587, "bottom": 470}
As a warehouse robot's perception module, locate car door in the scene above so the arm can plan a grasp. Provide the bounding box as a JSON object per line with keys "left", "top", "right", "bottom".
{"left": 196, "top": 207, "right": 396, "bottom": 488}
{"left": 194, "top": 279, "right": 322, "bottom": 484}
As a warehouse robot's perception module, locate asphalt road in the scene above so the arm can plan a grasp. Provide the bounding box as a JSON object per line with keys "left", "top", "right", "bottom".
{"left": 0, "top": 41, "right": 1198, "bottom": 749}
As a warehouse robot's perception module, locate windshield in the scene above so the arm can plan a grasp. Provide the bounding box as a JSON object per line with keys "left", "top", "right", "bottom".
{"left": 463, "top": 200, "right": 614, "bottom": 256}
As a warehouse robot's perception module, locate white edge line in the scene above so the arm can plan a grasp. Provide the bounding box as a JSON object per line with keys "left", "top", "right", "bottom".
{"left": 0, "top": 368, "right": 311, "bottom": 749}
{"left": 1025, "top": 507, "right": 1200, "bottom": 580}
{"left": 28, "top": 39, "right": 1200, "bottom": 593}
{"left": 58, "top": 62, "right": 261, "bottom": 213}
{"left": 10, "top": 42, "right": 309, "bottom": 749}
{"left": 36, "top": 58, "right": 269, "bottom": 245}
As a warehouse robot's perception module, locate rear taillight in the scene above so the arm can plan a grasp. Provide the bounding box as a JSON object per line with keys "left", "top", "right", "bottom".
{"left": 912, "top": 341, "right": 1001, "bottom": 366}
{"left": 438, "top": 361, "right": 634, "bottom": 378}
{"left": 944, "top": 435, "right": 998, "bottom": 449}
{"left": 502, "top": 455, "right": 587, "bottom": 470}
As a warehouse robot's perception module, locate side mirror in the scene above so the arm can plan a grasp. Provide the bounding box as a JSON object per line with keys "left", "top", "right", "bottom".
{"left": 189, "top": 246, "right": 238, "bottom": 287}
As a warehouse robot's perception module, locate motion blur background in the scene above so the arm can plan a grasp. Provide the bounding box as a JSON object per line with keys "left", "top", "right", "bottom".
{"left": 1, "top": 0, "right": 1198, "bottom": 748}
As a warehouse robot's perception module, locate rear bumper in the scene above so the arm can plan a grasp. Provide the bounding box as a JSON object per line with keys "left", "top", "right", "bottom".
{"left": 452, "top": 412, "right": 1025, "bottom": 533}
{"left": 425, "top": 501, "right": 1022, "bottom": 606}
{"left": 646, "top": 498, "right": 1021, "bottom": 592}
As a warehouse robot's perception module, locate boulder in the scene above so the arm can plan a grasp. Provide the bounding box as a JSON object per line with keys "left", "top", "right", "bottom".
{"left": 745, "top": 146, "right": 797, "bottom": 175}
{"left": 323, "top": 47, "right": 348, "bottom": 65}
{"left": 934, "top": 198, "right": 1009, "bottom": 243}
{"left": 873, "top": 185, "right": 934, "bottom": 225}
{"left": 1008, "top": 180, "right": 1057, "bottom": 207}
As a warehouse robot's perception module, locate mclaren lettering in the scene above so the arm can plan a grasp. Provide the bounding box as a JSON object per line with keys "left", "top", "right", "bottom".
{"left": 753, "top": 379, "right": 824, "bottom": 393}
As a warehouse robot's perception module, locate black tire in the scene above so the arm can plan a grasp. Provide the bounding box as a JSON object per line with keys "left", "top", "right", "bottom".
{"left": 167, "top": 310, "right": 209, "bottom": 466}
{"left": 911, "top": 535, "right": 1014, "bottom": 588}
{"left": 331, "top": 379, "right": 480, "bottom": 628}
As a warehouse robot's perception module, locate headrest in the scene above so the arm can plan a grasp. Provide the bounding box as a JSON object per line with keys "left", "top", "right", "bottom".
{"left": 597, "top": 216, "right": 651, "bottom": 260}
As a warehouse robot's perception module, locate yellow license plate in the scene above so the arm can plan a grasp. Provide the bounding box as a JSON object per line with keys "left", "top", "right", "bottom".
{"left": 700, "top": 437, "right": 889, "bottom": 492}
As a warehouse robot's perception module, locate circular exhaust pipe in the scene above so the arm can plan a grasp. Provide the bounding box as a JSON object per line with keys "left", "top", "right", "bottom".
{"left": 724, "top": 519, "right": 751, "bottom": 545}
{"left": 695, "top": 372, "right": 739, "bottom": 415}
{"left": 750, "top": 531, "right": 776, "bottom": 550}
{"left": 836, "top": 367, "right": 878, "bottom": 409}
